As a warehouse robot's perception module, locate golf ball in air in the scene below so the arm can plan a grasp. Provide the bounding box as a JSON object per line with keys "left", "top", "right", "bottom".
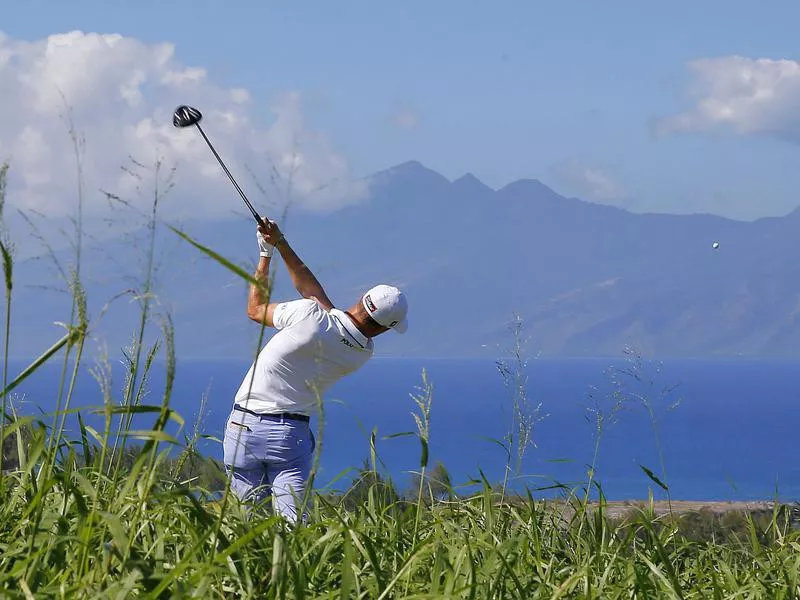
{"left": 712, "top": 242, "right": 720, "bottom": 249}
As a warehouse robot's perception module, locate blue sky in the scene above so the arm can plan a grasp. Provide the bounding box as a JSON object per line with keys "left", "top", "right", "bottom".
{"left": 4, "top": 1, "right": 800, "bottom": 220}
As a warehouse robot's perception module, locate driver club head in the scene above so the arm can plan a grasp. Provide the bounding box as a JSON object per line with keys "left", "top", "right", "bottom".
{"left": 173, "top": 105, "right": 203, "bottom": 128}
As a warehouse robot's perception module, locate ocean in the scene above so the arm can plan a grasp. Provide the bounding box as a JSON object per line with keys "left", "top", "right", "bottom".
{"left": 4, "top": 356, "right": 800, "bottom": 502}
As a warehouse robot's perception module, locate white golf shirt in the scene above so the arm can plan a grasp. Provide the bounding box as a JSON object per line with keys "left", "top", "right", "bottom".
{"left": 233, "top": 299, "right": 374, "bottom": 416}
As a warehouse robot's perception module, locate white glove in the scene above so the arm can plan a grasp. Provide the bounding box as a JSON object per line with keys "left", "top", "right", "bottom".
{"left": 257, "top": 230, "right": 273, "bottom": 258}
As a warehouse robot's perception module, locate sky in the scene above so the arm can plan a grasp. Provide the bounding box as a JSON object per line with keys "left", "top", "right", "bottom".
{"left": 3, "top": 1, "right": 800, "bottom": 221}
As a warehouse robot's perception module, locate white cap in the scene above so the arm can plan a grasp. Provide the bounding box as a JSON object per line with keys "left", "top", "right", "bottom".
{"left": 362, "top": 285, "right": 408, "bottom": 333}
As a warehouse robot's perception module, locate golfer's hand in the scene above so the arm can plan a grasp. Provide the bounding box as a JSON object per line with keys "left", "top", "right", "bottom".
{"left": 256, "top": 220, "right": 284, "bottom": 257}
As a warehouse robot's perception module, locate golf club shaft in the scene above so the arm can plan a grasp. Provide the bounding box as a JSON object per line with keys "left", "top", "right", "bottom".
{"left": 194, "top": 123, "right": 265, "bottom": 226}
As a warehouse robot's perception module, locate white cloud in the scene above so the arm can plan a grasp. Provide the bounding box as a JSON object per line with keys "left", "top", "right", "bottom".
{"left": 0, "top": 30, "right": 367, "bottom": 219}
{"left": 550, "top": 161, "right": 626, "bottom": 203}
{"left": 659, "top": 56, "right": 800, "bottom": 141}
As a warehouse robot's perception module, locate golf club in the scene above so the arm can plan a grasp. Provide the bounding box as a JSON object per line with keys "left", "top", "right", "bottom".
{"left": 172, "top": 105, "right": 265, "bottom": 226}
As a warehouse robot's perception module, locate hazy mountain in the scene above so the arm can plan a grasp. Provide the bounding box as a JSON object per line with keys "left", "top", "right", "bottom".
{"left": 7, "top": 160, "right": 800, "bottom": 360}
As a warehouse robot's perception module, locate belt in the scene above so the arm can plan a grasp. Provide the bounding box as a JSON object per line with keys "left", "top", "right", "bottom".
{"left": 233, "top": 404, "right": 310, "bottom": 422}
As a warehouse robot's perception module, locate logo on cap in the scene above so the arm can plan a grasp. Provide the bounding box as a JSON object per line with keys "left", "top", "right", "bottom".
{"left": 365, "top": 295, "right": 377, "bottom": 313}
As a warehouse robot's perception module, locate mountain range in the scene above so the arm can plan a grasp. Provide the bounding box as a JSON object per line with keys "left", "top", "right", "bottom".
{"left": 7, "top": 160, "right": 800, "bottom": 360}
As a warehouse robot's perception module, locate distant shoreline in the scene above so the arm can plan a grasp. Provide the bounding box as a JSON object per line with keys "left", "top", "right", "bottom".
{"left": 587, "top": 499, "right": 782, "bottom": 518}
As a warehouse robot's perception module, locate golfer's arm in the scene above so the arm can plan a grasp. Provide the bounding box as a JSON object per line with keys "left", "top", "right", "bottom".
{"left": 276, "top": 239, "right": 334, "bottom": 310}
{"left": 246, "top": 256, "right": 277, "bottom": 325}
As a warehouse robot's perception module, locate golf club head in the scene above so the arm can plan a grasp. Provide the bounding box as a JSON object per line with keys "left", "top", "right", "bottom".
{"left": 173, "top": 105, "right": 203, "bottom": 128}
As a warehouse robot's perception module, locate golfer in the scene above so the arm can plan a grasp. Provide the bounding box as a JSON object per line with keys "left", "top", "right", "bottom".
{"left": 223, "top": 219, "right": 409, "bottom": 522}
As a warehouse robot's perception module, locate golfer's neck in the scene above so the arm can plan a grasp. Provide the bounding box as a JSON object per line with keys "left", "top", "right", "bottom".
{"left": 345, "top": 310, "right": 372, "bottom": 338}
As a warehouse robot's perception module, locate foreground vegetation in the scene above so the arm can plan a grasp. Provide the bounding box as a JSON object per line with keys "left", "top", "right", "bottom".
{"left": 1, "top": 450, "right": 800, "bottom": 598}
{"left": 2, "top": 159, "right": 800, "bottom": 598}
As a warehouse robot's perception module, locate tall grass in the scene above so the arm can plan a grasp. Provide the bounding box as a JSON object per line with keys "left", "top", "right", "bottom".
{"left": 0, "top": 161, "right": 12, "bottom": 475}
{"left": 2, "top": 157, "right": 800, "bottom": 598}
{"left": 496, "top": 313, "right": 545, "bottom": 500}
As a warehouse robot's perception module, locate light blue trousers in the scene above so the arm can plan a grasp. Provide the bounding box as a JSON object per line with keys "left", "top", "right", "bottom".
{"left": 223, "top": 406, "right": 315, "bottom": 523}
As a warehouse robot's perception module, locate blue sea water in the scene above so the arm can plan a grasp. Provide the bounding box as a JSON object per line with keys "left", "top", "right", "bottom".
{"left": 4, "top": 356, "right": 800, "bottom": 501}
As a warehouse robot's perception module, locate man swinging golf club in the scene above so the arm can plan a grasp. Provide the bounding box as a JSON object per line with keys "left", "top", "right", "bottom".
{"left": 223, "top": 219, "right": 409, "bottom": 522}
